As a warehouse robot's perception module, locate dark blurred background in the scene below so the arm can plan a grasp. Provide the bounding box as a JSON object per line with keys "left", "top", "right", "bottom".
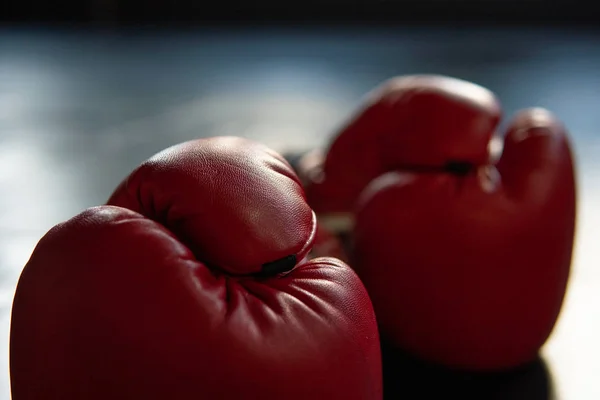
{"left": 1, "top": 0, "right": 599, "bottom": 25}
{"left": 1, "top": 1, "right": 599, "bottom": 399}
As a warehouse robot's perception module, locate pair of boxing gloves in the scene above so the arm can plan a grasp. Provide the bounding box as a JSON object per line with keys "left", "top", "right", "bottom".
{"left": 9, "top": 75, "right": 576, "bottom": 399}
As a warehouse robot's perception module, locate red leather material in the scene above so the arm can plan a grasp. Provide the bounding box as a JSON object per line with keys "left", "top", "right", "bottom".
{"left": 305, "top": 75, "right": 501, "bottom": 215}
{"left": 10, "top": 137, "right": 382, "bottom": 399}
{"left": 107, "top": 136, "right": 316, "bottom": 276}
{"left": 350, "top": 78, "right": 576, "bottom": 370}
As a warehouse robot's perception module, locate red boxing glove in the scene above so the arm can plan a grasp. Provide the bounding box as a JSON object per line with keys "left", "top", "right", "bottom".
{"left": 10, "top": 136, "right": 382, "bottom": 399}
{"left": 320, "top": 75, "right": 575, "bottom": 371}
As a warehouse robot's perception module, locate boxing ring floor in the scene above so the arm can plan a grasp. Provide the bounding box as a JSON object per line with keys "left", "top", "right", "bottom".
{"left": 1, "top": 26, "right": 599, "bottom": 399}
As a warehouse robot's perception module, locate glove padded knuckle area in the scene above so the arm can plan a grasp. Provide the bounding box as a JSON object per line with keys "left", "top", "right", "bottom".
{"left": 107, "top": 137, "right": 317, "bottom": 276}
